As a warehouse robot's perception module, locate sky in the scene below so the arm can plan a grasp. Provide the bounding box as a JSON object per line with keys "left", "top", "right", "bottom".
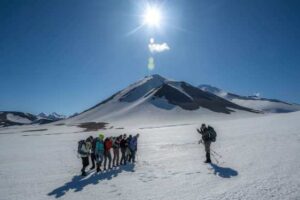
{"left": 0, "top": 0, "right": 300, "bottom": 116}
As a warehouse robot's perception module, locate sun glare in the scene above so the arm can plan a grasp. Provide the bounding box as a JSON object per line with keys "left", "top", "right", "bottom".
{"left": 143, "top": 6, "right": 162, "bottom": 27}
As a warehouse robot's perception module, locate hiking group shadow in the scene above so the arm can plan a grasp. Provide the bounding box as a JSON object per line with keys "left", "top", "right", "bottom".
{"left": 209, "top": 163, "right": 238, "bottom": 178}
{"left": 48, "top": 164, "right": 135, "bottom": 198}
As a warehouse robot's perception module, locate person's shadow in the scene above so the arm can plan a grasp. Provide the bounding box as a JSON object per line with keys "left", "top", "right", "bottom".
{"left": 48, "top": 164, "right": 135, "bottom": 198}
{"left": 209, "top": 163, "right": 238, "bottom": 178}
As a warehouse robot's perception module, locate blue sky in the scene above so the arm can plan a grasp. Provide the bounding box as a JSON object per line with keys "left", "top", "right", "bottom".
{"left": 0, "top": 0, "right": 299, "bottom": 115}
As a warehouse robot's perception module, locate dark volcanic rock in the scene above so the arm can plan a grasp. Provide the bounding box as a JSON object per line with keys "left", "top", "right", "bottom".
{"left": 153, "top": 82, "right": 258, "bottom": 114}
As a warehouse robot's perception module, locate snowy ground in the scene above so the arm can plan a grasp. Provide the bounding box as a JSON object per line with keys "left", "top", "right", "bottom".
{"left": 0, "top": 112, "right": 300, "bottom": 200}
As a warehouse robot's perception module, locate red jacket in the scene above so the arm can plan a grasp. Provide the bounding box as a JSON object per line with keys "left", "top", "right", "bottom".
{"left": 104, "top": 139, "right": 112, "bottom": 151}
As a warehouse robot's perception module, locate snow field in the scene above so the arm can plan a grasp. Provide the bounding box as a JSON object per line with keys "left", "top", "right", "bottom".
{"left": 0, "top": 112, "right": 300, "bottom": 200}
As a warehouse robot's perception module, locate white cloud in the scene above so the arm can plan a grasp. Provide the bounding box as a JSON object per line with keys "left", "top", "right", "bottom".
{"left": 148, "top": 38, "right": 170, "bottom": 53}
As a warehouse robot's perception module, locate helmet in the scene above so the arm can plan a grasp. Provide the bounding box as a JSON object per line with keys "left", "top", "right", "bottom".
{"left": 99, "top": 134, "right": 104, "bottom": 140}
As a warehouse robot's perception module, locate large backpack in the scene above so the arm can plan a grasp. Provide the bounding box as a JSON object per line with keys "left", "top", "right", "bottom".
{"left": 207, "top": 126, "right": 217, "bottom": 142}
{"left": 77, "top": 140, "right": 85, "bottom": 155}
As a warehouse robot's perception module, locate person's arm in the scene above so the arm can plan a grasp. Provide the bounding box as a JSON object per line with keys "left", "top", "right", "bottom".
{"left": 82, "top": 145, "right": 89, "bottom": 155}
{"left": 197, "top": 128, "right": 203, "bottom": 135}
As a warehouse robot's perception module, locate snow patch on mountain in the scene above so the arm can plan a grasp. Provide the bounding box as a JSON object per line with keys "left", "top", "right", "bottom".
{"left": 199, "top": 84, "right": 300, "bottom": 113}
{"left": 6, "top": 113, "right": 32, "bottom": 124}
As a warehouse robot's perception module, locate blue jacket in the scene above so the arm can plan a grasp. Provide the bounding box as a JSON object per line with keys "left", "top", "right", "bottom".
{"left": 129, "top": 137, "right": 137, "bottom": 151}
{"left": 95, "top": 139, "right": 104, "bottom": 155}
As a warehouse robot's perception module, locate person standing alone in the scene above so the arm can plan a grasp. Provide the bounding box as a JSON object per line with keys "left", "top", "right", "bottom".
{"left": 197, "top": 124, "right": 217, "bottom": 163}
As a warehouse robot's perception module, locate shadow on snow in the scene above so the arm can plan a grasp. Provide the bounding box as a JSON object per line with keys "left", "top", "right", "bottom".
{"left": 209, "top": 163, "right": 238, "bottom": 178}
{"left": 48, "top": 164, "right": 135, "bottom": 198}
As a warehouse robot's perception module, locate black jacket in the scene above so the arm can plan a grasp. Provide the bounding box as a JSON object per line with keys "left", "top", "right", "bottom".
{"left": 120, "top": 139, "right": 128, "bottom": 148}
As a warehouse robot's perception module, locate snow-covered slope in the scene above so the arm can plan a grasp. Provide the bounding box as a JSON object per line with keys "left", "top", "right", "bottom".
{"left": 66, "top": 75, "right": 258, "bottom": 125}
{"left": 199, "top": 84, "right": 300, "bottom": 113}
{"left": 0, "top": 111, "right": 299, "bottom": 200}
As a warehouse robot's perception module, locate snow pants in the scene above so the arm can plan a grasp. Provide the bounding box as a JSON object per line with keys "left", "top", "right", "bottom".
{"left": 95, "top": 153, "right": 103, "bottom": 166}
{"left": 129, "top": 149, "right": 136, "bottom": 163}
{"left": 204, "top": 141, "right": 211, "bottom": 162}
{"left": 104, "top": 150, "right": 112, "bottom": 169}
{"left": 113, "top": 148, "right": 120, "bottom": 166}
{"left": 81, "top": 156, "right": 89, "bottom": 173}
{"left": 90, "top": 153, "right": 96, "bottom": 168}
{"left": 126, "top": 148, "right": 131, "bottom": 161}
{"left": 204, "top": 141, "right": 211, "bottom": 153}
{"left": 120, "top": 148, "right": 127, "bottom": 165}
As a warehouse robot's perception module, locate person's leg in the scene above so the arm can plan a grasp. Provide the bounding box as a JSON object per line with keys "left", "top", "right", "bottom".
{"left": 132, "top": 150, "right": 136, "bottom": 163}
{"left": 90, "top": 153, "right": 95, "bottom": 169}
{"left": 96, "top": 154, "right": 100, "bottom": 172}
{"left": 81, "top": 157, "right": 89, "bottom": 176}
{"left": 112, "top": 149, "right": 116, "bottom": 167}
{"left": 122, "top": 149, "right": 126, "bottom": 165}
{"left": 204, "top": 142, "right": 211, "bottom": 163}
{"left": 81, "top": 157, "right": 85, "bottom": 174}
{"left": 129, "top": 149, "right": 133, "bottom": 162}
{"left": 103, "top": 152, "right": 107, "bottom": 170}
{"left": 120, "top": 148, "right": 124, "bottom": 165}
{"left": 126, "top": 148, "right": 131, "bottom": 162}
{"left": 116, "top": 148, "right": 120, "bottom": 166}
{"left": 108, "top": 151, "right": 112, "bottom": 169}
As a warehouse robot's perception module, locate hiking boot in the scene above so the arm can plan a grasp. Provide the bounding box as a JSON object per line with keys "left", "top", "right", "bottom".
{"left": 205, "top": 153, "right": 211, "bottom": 163}
{"left": 90, "top": 166, "right": 95, "bottom": 170}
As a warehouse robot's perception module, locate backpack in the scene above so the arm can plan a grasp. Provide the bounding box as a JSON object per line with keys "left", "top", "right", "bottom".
{"left": 206, "top": 126, "right": 217, "bottom": 142}
{"left": 77, "top": 140, "right": 85, "bottom": 155}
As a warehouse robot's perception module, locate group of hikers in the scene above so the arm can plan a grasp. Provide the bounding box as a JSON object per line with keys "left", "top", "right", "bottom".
{"left": 77, "top": 123, "right": 216, "bottom": 176}
{"left": 78, "top": 133, "right": 140, "bottom": 176}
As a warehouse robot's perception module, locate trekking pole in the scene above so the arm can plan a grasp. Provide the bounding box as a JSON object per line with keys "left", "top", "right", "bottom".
{"left": 210, "top": 152, "right": 220, "bottom": 164}
{"left": 211, "top": 149, "right": 222, "bottom": 158}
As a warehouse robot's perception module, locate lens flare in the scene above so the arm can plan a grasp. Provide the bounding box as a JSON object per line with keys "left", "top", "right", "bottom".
{"left": 148, "top": 57, "right": 155, "bottom": 70}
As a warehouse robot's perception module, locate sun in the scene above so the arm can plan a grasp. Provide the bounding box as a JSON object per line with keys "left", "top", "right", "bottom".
{"left": 143, "top": 6, "right": 162, "bottom": 27}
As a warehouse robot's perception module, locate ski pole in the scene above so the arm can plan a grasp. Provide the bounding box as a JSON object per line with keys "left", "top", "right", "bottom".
{"left": 211, "top": 149, "right": 222, "bottom": 158}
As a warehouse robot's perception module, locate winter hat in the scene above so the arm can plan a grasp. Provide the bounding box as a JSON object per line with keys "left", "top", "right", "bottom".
{"left": 99, "top": 134, "right": 104, "bottom": 140}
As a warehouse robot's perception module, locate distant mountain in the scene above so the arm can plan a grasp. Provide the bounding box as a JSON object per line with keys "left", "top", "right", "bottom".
{"left": 47, "top": 112, "right": 66, "bottom": 120}
{"left": 198, "top": 84, "right": 300, "bottom": 113}
{"left": 37, "top": 112, "right": 48, "bottom": 118}
{"left": 0, "top": 112, "right": 37, "bottom": 127}
{"left": 67, "top": 74, "right": 258, "bottom": 124}
{"left": 38, "top": 112, "right": 66, "bottom": 120}
{"left": 0, "top": 111, "right": 66, "bottom": 127}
